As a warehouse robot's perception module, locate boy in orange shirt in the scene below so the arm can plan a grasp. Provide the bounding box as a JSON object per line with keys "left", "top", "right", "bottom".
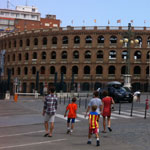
{"left": 64, "top": 97, "right": 77, "bottom": 134}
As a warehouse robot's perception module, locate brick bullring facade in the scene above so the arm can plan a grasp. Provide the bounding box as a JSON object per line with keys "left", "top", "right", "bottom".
{"left": 0, "top": 26, "right": 150, "bottom": 93}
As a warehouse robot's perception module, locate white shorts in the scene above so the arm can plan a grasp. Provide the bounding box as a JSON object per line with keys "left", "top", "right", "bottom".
{"left": 44, "top": 113, "right": 55, "bottom": 122}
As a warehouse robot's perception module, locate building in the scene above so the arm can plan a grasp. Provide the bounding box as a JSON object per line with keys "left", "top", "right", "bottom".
{"left": 0, "top": 6, "right": 60, "bottom": 35}
{"left": 0, "top": 25, "right": 150, "bottom": 93}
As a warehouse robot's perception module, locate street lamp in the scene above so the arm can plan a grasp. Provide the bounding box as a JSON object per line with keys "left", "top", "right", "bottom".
{"left": 120, "top": 23, "right": 139, "bottom": 89}
{"left": 148, "top": 52, "right": 150, "bottom": 92}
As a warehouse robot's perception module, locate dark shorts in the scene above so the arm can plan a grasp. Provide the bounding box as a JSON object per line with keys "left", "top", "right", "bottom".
{"left": 89, "top": 128, "right": 98, "bottom": 134}
{"left": 67, "top": 118, "right": 75, "bottom": 123}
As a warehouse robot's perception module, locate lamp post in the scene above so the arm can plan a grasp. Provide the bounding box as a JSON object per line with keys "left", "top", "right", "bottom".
{"left": 120, "top": 23, "right": 139, "bottom": 89}
{"left": 148, "top": 52, "right": 150, "bottom": 92}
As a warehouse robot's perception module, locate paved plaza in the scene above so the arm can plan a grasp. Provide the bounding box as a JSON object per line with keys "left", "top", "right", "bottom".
{"left": 0, "top": 94, "right": 150, "bottom": 150}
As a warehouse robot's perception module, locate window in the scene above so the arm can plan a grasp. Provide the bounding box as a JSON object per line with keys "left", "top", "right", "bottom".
{"left": 25, "top": 53, "right": 29, "bottom": 60}
{"left": 17, "top": 67, "right": 21, "bottom": 75}
{"left": 109, "top": 50, "right": 116, "bottom": 59}
{"left": 72, "top": 66, "right": 78, "bottom": 74}
{"left": 50, "top": 66, "right": 55, "bottom": 74}
{"left": 61, "top": 51, "right": 67, "bottom": 59}
{"left": 43, "top": 37, "right": 47, "bottom": 45}
{"left": 74, "top": 36, "right": 80, "bottom": 44}
{"left": 61, "top": 66, "right": 66, "bottom": 74}
{"left": 73, "top": 51, "right": 79, "bottom": 59}
{"left": 32, "top": 66, "right": 36, "bottom": 74}
{"left": 110, "top": 36, "right": 117, "bottom": 44}
{"left": 134, "top": 51, "right": 141, "bottom": 59}
{"left": 146, "top": 51, "right": 150, "bottom": 59}
{"left": 121, "top": 66, "right": 126, "bottom": 74}
{"left": 97, "top": 36, "right": 104, "bottom": 43}
{"left": 40, "top": 66, "right": 45, "bottom": 74}
{"left": 13, "top": 54, "right": 15, "bottom": 61}
{"left": 52, "top": 37, "right": 57, "bottom": 44}
{"left": 26, "top": 39, "right": 30, "bottom": 46}
{"left": 14, "top": 40, "right": 16, "bottom": 47}
{"left": 108, "top": 66, "right": 115, "bottom": 74}
{"left": 85, "top": 36, "right": 92, "bottom": 44}
{"left": 97, "top": 50, "right": 103, "bottom": 59}
{"left": 84, "top": 66, "right": 90, "bottom": 74}
{"left": 9, "top": 41, "right": 11, "bottom": 48}
{"left": 96, "top": 66, "right": 103, "bottom": 74}
{"left": 41, "top": 52, "right": 46, "bottom": 60}
{"left": 20, "top": 40, "right": 23, "bottom": 47}
{"left": 62, "top": 36, "right": 68, "bottom": 44}
{"left": 85, "top": 50, "right": 91, "bottom": 59}
{"left": 24, "top": 67, "right": 28, "bottom": 75}
{"left": 18, "top": 53, "right": 22, "bottom": 61}
{"left": 134, "top": 66, "right": 141, "bottom": 74}
{"left": 122, "top": 51, "right": 127, "bottom": 59}
{"left": 51, "top": 51, "right": 56, "bottom": 59}
{"left": 34, "top": 38, "right": 38, "bottom": 46}
{"left": 33, "top": 52, "right": 37, "bottom": 59}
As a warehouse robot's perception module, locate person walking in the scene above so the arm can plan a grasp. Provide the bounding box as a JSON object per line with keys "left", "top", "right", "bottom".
{"left": 85, "top": 91, "right": 103, "bottom": 133}
{"left": 87, "top": 105, "right": 100, "bottom": 146}
{"left": 42, "top": 87, "right": 58, "bottom": 137}
{"left": 64, "top": 97, "right": 78, "bottom": 134}
{"left": 101, "top": 90, "right": 115, "bottom": 133}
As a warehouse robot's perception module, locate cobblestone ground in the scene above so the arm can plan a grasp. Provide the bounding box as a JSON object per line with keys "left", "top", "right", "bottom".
{"left": 0, "top": 94, "right": 149, "bottom": 150}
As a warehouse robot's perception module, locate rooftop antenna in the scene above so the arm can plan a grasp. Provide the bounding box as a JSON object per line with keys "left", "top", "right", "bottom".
{"left": 7, "top": 0, "right": 9, "bottom": 9}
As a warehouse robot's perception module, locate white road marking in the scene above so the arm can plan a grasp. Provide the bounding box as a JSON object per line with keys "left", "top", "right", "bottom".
{"left": 126, "top": 110, "right": 150, "bottom": 116}
{"left": 56, "top": 114, "right": 80, "bottom": 122}
{"left": 0, "top": 130, "right": 45, "bottom": 138}
{"left": 77, "top": 114, "right": 88, "bottom": 119}
{"left": 112, "top": 113, "right": 133, "bottom": 119}
{"left": 117, "top": 111, "right": 145, "bottom": 117}
{"left": 0, "top": 139, "right": 66, "bottom": 149}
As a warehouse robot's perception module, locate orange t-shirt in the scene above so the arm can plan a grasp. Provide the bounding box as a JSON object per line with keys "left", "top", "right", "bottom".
{"left": 66, "top": 103, "right": 77, "bottom": 118}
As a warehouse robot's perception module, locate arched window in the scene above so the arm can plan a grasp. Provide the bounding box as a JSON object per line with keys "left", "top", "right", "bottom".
{"left": 134, "top": 66, "right": 141, "bottom": 74}
{"left": 32, "top": 66, "right": 36, "bottom": 74}
{"left": 61, "top": 51, "right": 67, "bottom": 59}
{"left": 33, "top": 52, "right": 37, "bottom": 59}
{"left": 147, "top": 36, "right": 150, "bottom": 46}
{"left": 50, "top": 66, "right": 55, "bottom": 74}
{"left": 72, "top": 66, "right": 78, "bottom": 74}
{"left": 122, "top": 50, "right": 127, "bottom": 59}
{"left": 84, "top": 66, "right": 90, "bottom": 74}
{"left": 24, "top": 67, "right": 28, "bottom": 75}
{"left": 34, "top": 38, "right": 38, "bottom": 46}
{"left": 97, "top": 35, "right": 104, "bottom": 43}
{"left": 41, "top": 51, "right": 46, "bottom": 60}
{"left": 61, "top": 66, "right": 66, "bottom": 74}
{"left": 97, "top": 50, "right": 103, "bottom": 59}
{"left": 9, "top": 41, "right": 11, "bottom": 48}
{"left": 40, "top": 66, "right": 45, "bottom": 74}
{"left": 43, "top": 37, "right": 47, "bottom": 45}
{"left": 18, "top": 53, "right": 22, "bottom": 61}
{"left": 52, "top": 37, "right": 57, "bottom": 44}
{"left": 62, "top": 36, "right": 68, "bottom": 44}
{"left": 14, "top": 40, "right": 16, "bottom": 48}
{"left": 17, "top": 67, "right": 21, "bottom": 75}
{"left": 110, "top": 36, "right": 117, "bottom": 44}
{"left": 26, "top": 39, "right": 30, "bottom": 46}
{"left": 51, "top": 51, "right": 56, "bottom": 59}
{"left": 96, "top": 66, "right": 103, "bottom": 74}
{"left": 25, "top": 53, "right": 29, "bottom": 60}
{"left": 74, "top": 36, "right": 80, "bottom": 44}
{"left": 121, "top": 66, "right": 127, "bottom": 74}
{"left": 13, "top": 54, "right": 15, "bottom": 61}
{"left": 136, "top": 36, "right": 142, "bottom": 45}
{"left": 109, "top": 50, "right": 116, "bottom": 59}
{"left": 146, "top": 66, "right": 149, "bottom": 75}
{"left": 73, "top": 51, "right": 79, "bottom": 59}
{"left": 85, "top": 50, "right": 91, "bottom": 59}
{"left": 108, "top": 66, "right": 115, "bottom": 74}
{"left": 146, "top": 51, "right": 150, "bottom": 59}
{"left": 85, "top": 36, "right": 92, "bottom": 44}
{"left": 20, "top": 40, "right": 23, "bottom": 47}
{"left": 134, "top": 51, "right": 141, "bottom": 59}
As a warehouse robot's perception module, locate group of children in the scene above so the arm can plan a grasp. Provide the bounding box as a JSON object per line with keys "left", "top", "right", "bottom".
{"left": 64, "top": 97, "right": 100, "bottom": 147}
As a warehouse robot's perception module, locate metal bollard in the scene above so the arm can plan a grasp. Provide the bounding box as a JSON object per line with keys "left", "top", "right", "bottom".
{"left": 79, "top": 98, "right": 81, "bottom": 108}
{"left": 130, "top": 100, "right": 134, "bottom": 117}
{"left": 85, "top": 98, "right": 87, "bottom": 109}
{"left": 144, "top": 99, "right": 149, "bottom": 119}
{"left": 119, "top": 101, "right": 121, "bottom": 114}
{"left": 59, "top": 96, "right": 61, "bottom": 104}
{"left": 64, "top": 97, "right": 66, "bottom": 105}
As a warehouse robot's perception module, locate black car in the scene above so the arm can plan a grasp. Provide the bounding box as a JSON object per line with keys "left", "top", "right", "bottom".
{"left": 99, "top": 81, "right": 133, "bottom": 103}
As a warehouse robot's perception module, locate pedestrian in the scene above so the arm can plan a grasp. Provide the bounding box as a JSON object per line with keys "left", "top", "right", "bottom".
{"left": 64, "top": 97, "right": 78, "bottom": 134}
{"left": 42, "top": 87, "right": 58, "bottom": 137}
{"left": 101, "top": 90, "right": 115, "bottom": 133}
{"left": 87, "top": 105, "right": 100, "bottom": 146}
{"left": 85, "top": 91, "right": 103, "bottom": 133}
{"left": 133, "top": 91, "right": 141, "bottom": 103}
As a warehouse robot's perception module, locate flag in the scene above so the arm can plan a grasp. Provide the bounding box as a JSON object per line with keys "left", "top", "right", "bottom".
{"left": 94, "top": 19, "right": 96, "bottom": 23}
{"left": 130, "top": 20, "right": 134, "bottom": 23}
{"left": 108, "top": 20, "right": 110, "bottom": 25}
{"left": 117, "top": 19, "right": 121, "bottom": 23}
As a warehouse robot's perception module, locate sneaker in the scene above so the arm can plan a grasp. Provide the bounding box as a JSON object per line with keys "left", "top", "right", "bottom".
{"left": 108, "top": 127, "right": 112, "bottom": 132}
{"left": 87, "top": 141, "right": 91, "bottom": 144}
{"left": 96, "top": 140, "right": 100, "bottom": 146}
{"left": 67, "top": 130, "right": 70, "bottom": 134}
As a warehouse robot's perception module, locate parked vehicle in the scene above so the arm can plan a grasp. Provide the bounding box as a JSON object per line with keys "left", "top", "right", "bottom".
{"left": 99, "top": 81, "right": 133, "bottom": 103}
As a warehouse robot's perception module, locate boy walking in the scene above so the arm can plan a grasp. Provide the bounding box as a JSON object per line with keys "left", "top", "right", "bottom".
{"left": 64, "top": 97, "right": 77, "bottom": 134}
{"left": 87, "top": 105, "right": 100, "bottom": 146}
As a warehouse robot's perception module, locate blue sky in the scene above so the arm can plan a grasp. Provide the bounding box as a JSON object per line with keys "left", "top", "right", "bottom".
{"left": 1, "top": 0, "right": 150, "bottom": 27}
